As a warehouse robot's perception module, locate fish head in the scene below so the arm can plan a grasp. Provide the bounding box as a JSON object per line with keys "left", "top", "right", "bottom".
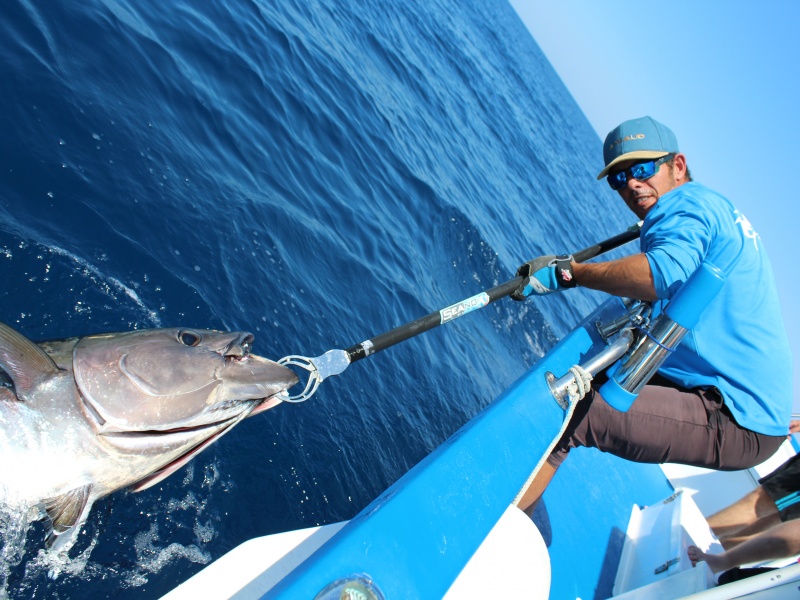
{"left": 73, "top": 328, "right": 298, "bottom": 434}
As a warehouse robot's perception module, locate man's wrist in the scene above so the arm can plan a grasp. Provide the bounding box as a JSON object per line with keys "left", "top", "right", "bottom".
{"left": 554, "top": 255, "right": 577, "bottom": 288}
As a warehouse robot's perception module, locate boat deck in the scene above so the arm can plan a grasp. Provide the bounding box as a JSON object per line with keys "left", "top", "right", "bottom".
{"left": 542, "top": 451, "right": 674, "bottom": 599}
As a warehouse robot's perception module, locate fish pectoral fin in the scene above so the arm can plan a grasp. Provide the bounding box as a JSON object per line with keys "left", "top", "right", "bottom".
{"left": 0, "top": 322, "right": 61, "bottom": 399}
{"left": 43, "top": 484, "right": 93, "bottom": 542}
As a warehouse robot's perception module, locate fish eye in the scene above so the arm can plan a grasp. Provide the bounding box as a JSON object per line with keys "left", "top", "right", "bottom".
{"left": 178, "top": 330, "right": 202, "bottom": 347}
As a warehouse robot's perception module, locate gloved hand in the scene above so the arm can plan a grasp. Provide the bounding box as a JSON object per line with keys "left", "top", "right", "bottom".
{"left": 511, "top": 254, "right": 576, "bottom": 300}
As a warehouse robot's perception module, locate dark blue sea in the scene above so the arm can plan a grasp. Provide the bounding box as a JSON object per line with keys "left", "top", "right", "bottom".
{"left": 0, "top": 0, "right": 674, "bottom": 598}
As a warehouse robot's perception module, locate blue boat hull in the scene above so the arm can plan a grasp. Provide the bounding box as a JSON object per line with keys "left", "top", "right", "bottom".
{"left": 265, "top": 297, "right": 630, "bottom": 599}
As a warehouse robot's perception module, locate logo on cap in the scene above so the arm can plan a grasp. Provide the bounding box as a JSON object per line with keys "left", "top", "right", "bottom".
{"left": 608, "top": 133, "right": 645, "bottom": 152}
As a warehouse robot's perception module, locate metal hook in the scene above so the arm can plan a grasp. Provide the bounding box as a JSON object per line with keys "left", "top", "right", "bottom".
{"left": 275, "top": 349, "right": 351, "bottom": 403}
{"left": 275, "top": 356, "right": 322, "bottom": 403}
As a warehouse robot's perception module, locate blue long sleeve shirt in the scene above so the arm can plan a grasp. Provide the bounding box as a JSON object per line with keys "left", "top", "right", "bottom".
{"left": 642, "top": 181, "right": 792, "bottom": 436}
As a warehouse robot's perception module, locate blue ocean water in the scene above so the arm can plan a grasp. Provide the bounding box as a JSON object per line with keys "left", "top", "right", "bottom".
{"left": 0, "top": 0, "right": 673, "bottom": 598}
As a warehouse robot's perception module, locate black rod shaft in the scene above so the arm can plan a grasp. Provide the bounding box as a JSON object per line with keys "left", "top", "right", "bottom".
{"left": 344, "top": 224, "right": 641, "bottom": 363}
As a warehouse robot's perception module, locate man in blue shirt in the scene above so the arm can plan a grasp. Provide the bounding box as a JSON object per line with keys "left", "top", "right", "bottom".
{"left": 514, "top": 116, "right": 793, "bottom": 514}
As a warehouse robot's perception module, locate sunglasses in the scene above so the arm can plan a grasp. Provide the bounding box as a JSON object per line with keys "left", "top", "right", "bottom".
{"left": 607, "top": 154, "right": 674, "bottom": 190}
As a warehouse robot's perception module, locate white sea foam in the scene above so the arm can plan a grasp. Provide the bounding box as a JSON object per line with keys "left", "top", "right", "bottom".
{"left": 123, "top": 522, "right": 211, "bottom": 589}
{"left": 0, "top": 503, "right": 31, "bottom": 598}
{"left": 46, "top": 245, "right": 161, "bottom": 326}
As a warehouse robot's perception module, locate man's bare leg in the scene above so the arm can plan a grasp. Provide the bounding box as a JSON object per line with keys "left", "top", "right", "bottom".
{"left": 516, "top": 461, "right": 557, "bottom": 517}
{"left": 707, "top": 486, "right": 778, "bottom": 540}
{"left": 719, "top": 513, "right": 783, "bottom": 550}
{"left": 688, "top": 520, "right": 800, "bottom": 573}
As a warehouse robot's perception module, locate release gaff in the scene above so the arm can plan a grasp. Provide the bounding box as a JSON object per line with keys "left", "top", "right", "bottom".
{"left": 276, "top": 223, "right": 643, "bottom": 403}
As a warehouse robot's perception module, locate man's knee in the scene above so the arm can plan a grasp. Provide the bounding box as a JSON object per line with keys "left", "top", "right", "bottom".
{"left": 754, "top": 485, "right": 779, "bottom": 518}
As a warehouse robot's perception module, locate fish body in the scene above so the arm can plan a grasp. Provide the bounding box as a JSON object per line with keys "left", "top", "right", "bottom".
{"left": 0, "top": 323, "right": 297, "bottom": 553}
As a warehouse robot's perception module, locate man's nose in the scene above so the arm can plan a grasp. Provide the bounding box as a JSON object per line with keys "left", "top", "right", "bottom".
{"left": 624, "top": 175, "right": 645, "bottom": 191}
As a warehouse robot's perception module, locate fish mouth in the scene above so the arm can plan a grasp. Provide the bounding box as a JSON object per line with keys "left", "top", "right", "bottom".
{"left": 119, "top": 394, "right": 281, "bottom": 493}
{"left": 86, "top": 391, "right": 262, "bottom": 438}
{"left": 101, "top": 413, "right": 243, "bottom": 438}
{"left": 123, "top": 415, "right": 244, "bottom": 493}
{"left": 96, "top": 392, "right": 279, "bottom": 444}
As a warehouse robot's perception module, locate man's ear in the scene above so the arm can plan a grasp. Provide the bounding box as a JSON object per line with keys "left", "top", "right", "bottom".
{"left": 672, "top": 153, "right": 688, "bottom": 182}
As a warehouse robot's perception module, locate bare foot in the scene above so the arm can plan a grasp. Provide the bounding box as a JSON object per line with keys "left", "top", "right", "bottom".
{"left": 687, "top": 545, "right": 729, "bottom": 573}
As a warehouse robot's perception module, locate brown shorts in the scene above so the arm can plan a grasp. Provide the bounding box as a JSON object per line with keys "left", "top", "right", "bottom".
{"left": 547, "top": 372, "right": 785, "bottom": 471}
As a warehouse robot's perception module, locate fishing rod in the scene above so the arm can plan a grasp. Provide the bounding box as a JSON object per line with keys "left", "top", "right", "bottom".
{"left": 276, "top": 222, "right": 642, "bottom": 402}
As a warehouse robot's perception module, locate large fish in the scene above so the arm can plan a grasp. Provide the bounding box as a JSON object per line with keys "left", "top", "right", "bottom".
{"left": 0, "top": 322, "right": 298, "bottom": 554}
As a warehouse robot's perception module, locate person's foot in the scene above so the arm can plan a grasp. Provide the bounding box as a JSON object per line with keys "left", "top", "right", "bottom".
{"left": 688, "top": 545, "right": 730, "bottom": 573}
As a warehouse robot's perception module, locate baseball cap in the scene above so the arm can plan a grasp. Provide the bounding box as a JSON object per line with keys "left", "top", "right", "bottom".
{"left": 597, "top": 116, "right": 679, "bottom": 180}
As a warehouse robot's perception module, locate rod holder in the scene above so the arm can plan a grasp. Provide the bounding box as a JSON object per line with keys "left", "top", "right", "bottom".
{"left": 600, "top": 262, "right": 726, "bottom": 412}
